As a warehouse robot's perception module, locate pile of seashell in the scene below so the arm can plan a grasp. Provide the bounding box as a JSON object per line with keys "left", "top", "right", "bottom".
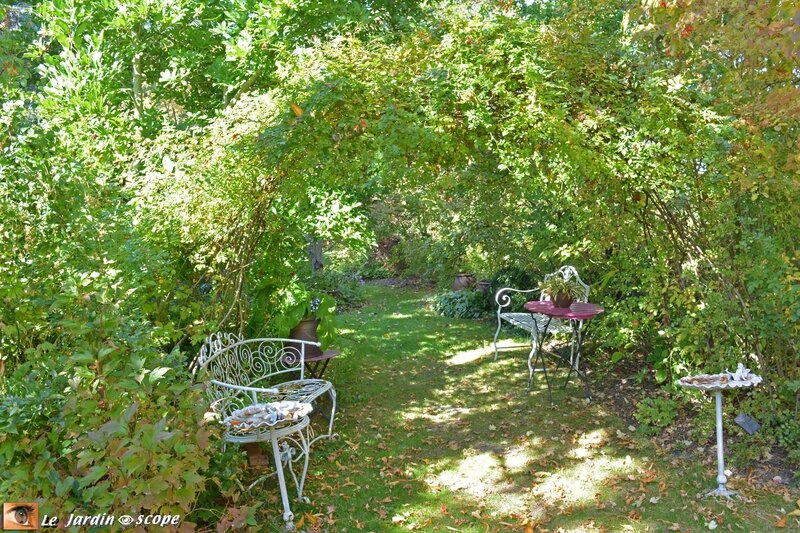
{"left": 678, "top": 363, "right": 762, "bottom": 391}
{"left": 223, "top": 401, "right": 313, "bottom": 432}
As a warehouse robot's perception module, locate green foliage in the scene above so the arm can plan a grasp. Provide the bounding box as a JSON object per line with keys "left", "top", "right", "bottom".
{"left": 311, "top": 270, "right": 365, "bottom": 310}
{"left": 433, "top": 290, "right": 487, "bottom": 319}
{"left": 268, "top": 285, "right": 338, "bottom": 349}
{"left": 634, "top": 397, "right": 679, "bottom": 429}
{"left": 764, "top": 410, "right": 800, "bottom": 464}
{"left": 357, "top": 258, "right": 396, "bottom": 280}
{"left": 0, "top": 323, "right": 216, "bottom": 519}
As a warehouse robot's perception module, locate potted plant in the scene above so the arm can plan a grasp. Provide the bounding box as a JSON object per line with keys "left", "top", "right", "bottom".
{"left": 273, "top": 283, "right": 337, "bottom": 357}
{"left": 287, "top": 294, "right": 336, "bottom": 357}
{"left": 538, "top": 276, "right": 584, "bottom": 308}
{"left": 453, "top": 272, "right": 476, "bottom": 291}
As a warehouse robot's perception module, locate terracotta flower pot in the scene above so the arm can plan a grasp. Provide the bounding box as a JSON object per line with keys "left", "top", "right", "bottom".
{"left": 476, "top": 280, "right": 491, "bottom": 296}
{"left": 453, "top": 273, "right": 476, "bottom": 291}
{"left": 289, "top": 316, "right": 323, "bottom": 357}
{"left": 552, "top": 293, "right": 574, "bottom": 309}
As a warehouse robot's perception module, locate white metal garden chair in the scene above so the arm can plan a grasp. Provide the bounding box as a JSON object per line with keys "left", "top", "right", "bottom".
{"left": 191, "top": 334, "right": 337, "bottom": 527}
{"left": 493, "top": 265, "right": 590, "bottom": 364}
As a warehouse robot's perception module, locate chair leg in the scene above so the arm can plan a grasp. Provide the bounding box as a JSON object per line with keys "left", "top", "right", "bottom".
{"left": 527, "top": 335, "right": 539, "bottom": 391}
{"left": 493, "top": 317, "right": 502, "bottom": 360}
{"left": 569, "top": 334, "right": 576, "bottom": 368}
{"left": 270, "top": 433, "right": 294, "bottom": 526}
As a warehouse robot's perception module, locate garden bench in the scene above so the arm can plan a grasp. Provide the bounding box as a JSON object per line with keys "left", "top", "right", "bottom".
{"left": 190, "top": 334, "right": 337, "bottom": 527}
{"left": 493, "top": 265, "right": 589, "bottom": 361}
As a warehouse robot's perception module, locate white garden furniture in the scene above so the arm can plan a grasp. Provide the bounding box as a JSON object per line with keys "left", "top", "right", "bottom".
{"left": 493, "top": 265, "right": 590, "bottom": 364}
{"left": 678, "top": 364, "right": 763, "bottom": 499}
{"left": 191, "top": 333, "right": 337, "bottom": 527}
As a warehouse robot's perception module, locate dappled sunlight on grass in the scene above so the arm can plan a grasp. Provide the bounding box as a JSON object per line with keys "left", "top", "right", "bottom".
{"left": 401, "top": 405, "right": 476, "bottom": 424}
{"left": 568, "top": 428, "right": 609, "bottom": 460}
{"left": 445, "top": 338, "right": 518, "bottom": 365}
{"left": 428, "top": 452, "right": 506, "bottom": 498}
{"left": 503, "top": 444, "right": 531, "bottom": 470}
{"left": 532, "top": 454, "right": 632, "bottom": 506}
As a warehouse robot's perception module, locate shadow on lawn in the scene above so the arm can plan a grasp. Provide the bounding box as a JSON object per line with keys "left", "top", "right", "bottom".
{"left": 250, "top": 285, "right": 791, "bottom": 532}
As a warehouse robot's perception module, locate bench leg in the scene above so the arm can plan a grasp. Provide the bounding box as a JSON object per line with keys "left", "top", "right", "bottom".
{"left": 271, "top": 433, "right": 294, "bottom": 527}
{"left": 309, "top": 387, "right": 337, "bottom": 447}
{"left": 288, "top": 430, "right": 311, "bottom": 502}
{"left": 326, "top": 387, "right": 337, "bottom": 437}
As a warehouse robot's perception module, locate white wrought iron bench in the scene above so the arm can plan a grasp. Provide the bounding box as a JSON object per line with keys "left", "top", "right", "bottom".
{"left": 493, "top": 265, "right": 589, "bottom": 361}
{"left": 191, "top": 334, "right": 337, "bottom": 527}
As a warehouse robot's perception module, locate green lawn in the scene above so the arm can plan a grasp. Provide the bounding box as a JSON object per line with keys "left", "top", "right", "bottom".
{"left": 255, "top": 285, "right": 798, "bottom": 532}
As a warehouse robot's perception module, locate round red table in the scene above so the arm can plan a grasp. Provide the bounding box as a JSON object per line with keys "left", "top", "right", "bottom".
{"left": 523, "top": 301, "right": 604, "bottom": 403}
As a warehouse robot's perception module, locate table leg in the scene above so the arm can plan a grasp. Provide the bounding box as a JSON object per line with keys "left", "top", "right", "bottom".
{"left": 707, "top": 391, "right": 737, "bottom": 498}
{"left": 305, "top": 359, "right": 331, "bottom": 379}
{"left": 306, "top": 362, "right": 318, "bottom": 379}
{"left": 528, "top": 315, "right": 554, "bottom": 404}
{"left": 562, "top": 320, "right": 592, "bottom": 400}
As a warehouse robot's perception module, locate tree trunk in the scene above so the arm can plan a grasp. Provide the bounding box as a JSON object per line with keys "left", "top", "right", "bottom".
{"left": 132, "top": 50, "right": 143, "bottom": 119}
{"left": 306, "top": 237, "right": 323, "bottom": 276}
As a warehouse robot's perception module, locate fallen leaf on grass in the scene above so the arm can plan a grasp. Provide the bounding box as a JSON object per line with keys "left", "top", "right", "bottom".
{"left": 774, "top": 516, "right": 787, "bottom": 528}
{"left": 790, "top": 498, "right": 800, "bottom": 516}
{"left": 641, "top": 469, "right": 657, "bottom": 483}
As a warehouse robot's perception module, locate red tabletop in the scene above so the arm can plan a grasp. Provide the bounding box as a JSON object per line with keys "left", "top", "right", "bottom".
{"left": 523, "top": 301, "right": 604, "bottom": 320}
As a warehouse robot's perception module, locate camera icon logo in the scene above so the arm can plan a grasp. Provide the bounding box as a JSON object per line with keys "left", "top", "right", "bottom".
{"left": 3, "top": 502, "right": 39, "bottom": 530}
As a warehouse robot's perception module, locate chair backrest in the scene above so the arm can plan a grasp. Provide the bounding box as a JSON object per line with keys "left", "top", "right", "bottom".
{"left": 191, "top": 334, "right": 319, "bottom": 418}
{"left": 541, "top": 265, "right": 590, "bottom": 302}
{"left": 495, "top": 265, "right": 590, "bottom": 312}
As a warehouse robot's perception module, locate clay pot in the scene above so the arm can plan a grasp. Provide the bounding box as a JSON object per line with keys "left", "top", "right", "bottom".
{"left": 476, "top": 280, "right": 491, "bottom": 296}
{"left": 289, "top": 316, "right": 323, "bottom": 357}
{"left": 453, "top": 273, "right": 476, "bottom": 291}
{"left": 552, "top": 293, "right": 574, "bottom": 309}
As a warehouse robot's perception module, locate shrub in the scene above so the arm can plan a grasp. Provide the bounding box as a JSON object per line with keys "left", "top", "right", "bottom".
{"left": 433, "top": 290, "right": 487, "bottom": 319}
{"left": 0, "top": 326, "right": 219, "bottom": 523}
{"left": 311, "top": 269, "right": 365, "bottom": 309}
{"left": 634, "top": 397, "right": 679, "bottom": 429}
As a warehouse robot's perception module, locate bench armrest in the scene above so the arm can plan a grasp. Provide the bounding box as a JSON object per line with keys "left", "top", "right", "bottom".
{"left": 495, "top": 287, "right": 540, "bottom": 309}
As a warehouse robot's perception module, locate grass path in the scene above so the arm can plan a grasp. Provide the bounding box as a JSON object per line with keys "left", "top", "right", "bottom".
{"left": 260, "top": 285, "right": 797, "bottom": 532}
